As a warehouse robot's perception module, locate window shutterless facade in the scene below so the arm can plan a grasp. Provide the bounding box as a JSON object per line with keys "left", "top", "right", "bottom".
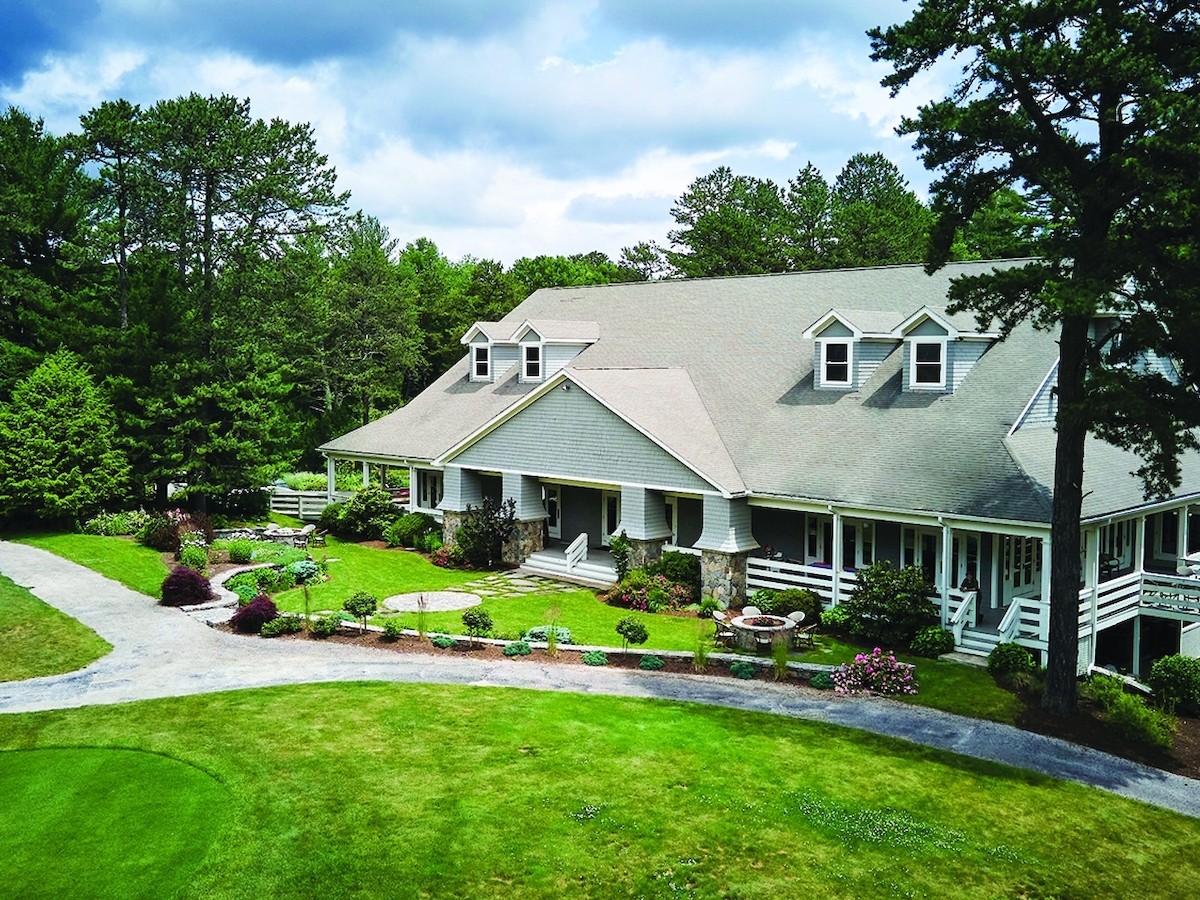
{"left": 821, "top": 340, "right": 852, "bottom": 387}
{"left": 416, "top": 470, "right": 444, "bottom": 510}
{"left": 522, "top": 344, "right": 542, "bottom": 382}
{"left": 911, "top": 339, "right": 946, "bottom": 388}
{"left": 472, "top": 345, "right": 490, "bottom": 381}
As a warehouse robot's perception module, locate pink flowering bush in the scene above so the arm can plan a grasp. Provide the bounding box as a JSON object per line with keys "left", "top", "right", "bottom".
{"left": 832, "top": 647, "right": 919, "bottom": 695}
{"left": 603, "top": 570, "right": 693, "bottom": 612}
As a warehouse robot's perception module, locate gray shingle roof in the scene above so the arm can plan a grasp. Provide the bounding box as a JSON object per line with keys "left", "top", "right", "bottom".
{"left": 320, "top": 260, "right": 1198, "bottom": 524}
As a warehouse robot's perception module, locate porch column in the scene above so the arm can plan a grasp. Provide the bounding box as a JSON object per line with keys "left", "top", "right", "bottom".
{"left": 1133, "top": 616, "right": 1143, "bottom": 677}
{"left": 326, "top": 456, "right": 336, "bottom": 503}
{"left": 990, "top": 533, "right": 1000, "bottom": 609}
{"left": 830, "top": 509, "right": 844, "bottom": 606}
{"left": 361, "top": 461, "right": 370, "bottom": 489}
{"left": 616, "top": 486, "right": 672, "bottom": 569}
{"left": 501, "top": 472, "right": 546, "bottom": 564}
{"left": 1135, "top": 515, "right": 1147, "bottom": 574}
{"left": 940, "top": 522, "right": 952, "bottom": 626}
{"left": 695, "top": 496, "right": 759, "bottom": 608}
{"left": 439, "top": 467, "right": 483, "bottom": 547}
{"left": 1040, "top": 536, "right": 1052, "bottom": 602}
{"left": 1177, "top": 506, "right": 1189, "bottom": 567}
{"left": 1086, "top": 526, "right": 1100, "bottom": 668}
{"left": 408, "top": 466, "right": 418, "bottom": 512}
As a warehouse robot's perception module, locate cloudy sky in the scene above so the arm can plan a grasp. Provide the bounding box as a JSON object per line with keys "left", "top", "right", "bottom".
{"left": 0, "top": 1, "right": 951, "bottom": 264}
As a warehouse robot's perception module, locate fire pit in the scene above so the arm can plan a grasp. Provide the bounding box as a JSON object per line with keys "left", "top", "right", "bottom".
{"left": 729, "top": 614, "right": 794, "bottom": 651}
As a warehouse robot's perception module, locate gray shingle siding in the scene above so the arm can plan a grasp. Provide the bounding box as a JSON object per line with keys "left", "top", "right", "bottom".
{"left": 947, "top": 341, "right": 989, "bottom": 392}
{"left": 855, "top": 341, "right": 895, "bottom": 389}
{"left": 454, "top": 385, "right": 713, "bottom": 492}
{"left": 492, "top": 345, "right": 518, "bottom": 379}
{"left": 545, "top": 343, "right": 587, "bottom": 376}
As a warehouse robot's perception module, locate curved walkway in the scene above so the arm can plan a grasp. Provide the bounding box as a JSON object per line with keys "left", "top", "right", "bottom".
{"left": 2, "top": 541, "right": 1198, "bottom": 819}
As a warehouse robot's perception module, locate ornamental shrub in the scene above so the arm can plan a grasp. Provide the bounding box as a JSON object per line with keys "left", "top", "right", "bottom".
{"left": 179, "top": 544, "right": 209, "bottom": 572}
{"left": 832, "top": 648, "right": 919, "bottom": 695}
{"left": 1088, "top": 674, "right": 1176, "bottom": 751}
{"left": 581, "top": 650, "right": 608, "bottom": 666}
{"left": 337, "top": 487, "right": 402, "bottom": 540}
{"left": 230, "top": 594, "right": 279, "bottom": 634}
{"left": 909, "top": 625, "right": 955, "bottom": 659}
{"left": 227, "top": 539, "right": 255, "bottom": 564}
{"left": 381, "top": 619, "right": 406, "bottom": 641}
{"left": 343, "top": 591, "right": 380, "bottom": 630}
{"left": 160, "top": 566, "right": 215, "bottom": 607}
{"left": 285, "top": 559, "right": 320, "bottom": 584}
{"left": 386, "top": 512, "right": 439, "bottom": 548}
{"left": 431, "top": 544, "right": 468, "bottom": 568}
{"left": 603, "top": 570, "right": 692, "bottom": 613}
{"left": 616, "top": 616, "right": 649, "bottom": 652}
{"left": 503, "top": 641, "right": 532, "bottom": 657}
{"left": 431, "top": 634, "right": 457, "bottom": 649}
{"left": 138, "top": 515, "right": 181, "bottom": 552}
{"left": 310, "top": 614, "right": 342, "bottom": 638}
{"left": 754, "top": 587, "right": 822, "bottom": 621}
{"left": 415, "top": 530, "right": 443, "bottom": 554}
{"left": 461, "top": 608, "right": 494, "bottom": 645}
{"left": 1148, "top": 654, "right": 1200, "bottom": 717}
{"left": 608, "top": 530, "right": 632, "bottom": 581}
{"left": 987, "top": 642, "right": 1037, "bottom": 678}
{"left": 83, "top": 510, "right": 151, "bottom": 536}
{"left": 317, "top": 501, "right": 345, "bottom": 533}
{"left": 839, "top": 561, "right": 937, "bottom": 645}
{"left": 810, "top": 671, "right": 835, "bottom": 690}
{"left": 820, "top": 605, "right": 852, "bottom": 631}
{"left": 639, "top": 654, "right": 665, "bottom": 671}
{"left": 730, "top": 661, "right": 756, "bottom": 679}
{"left": 524, "top": 625, "right": 572, "bottom": 645}
{"left": 646, "top": 551, "right": 702, "bottom": 598}
{"left": 260, "top": 614, "right": 303, "bottom": 637}
{"left": 698, "top": 597, "right": 720, "bottom": 618}
{"left": 455, "top": 497, "right": 517, "bottom": 567}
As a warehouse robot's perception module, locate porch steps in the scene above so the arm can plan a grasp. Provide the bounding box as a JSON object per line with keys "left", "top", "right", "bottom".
{"left": 957, "top": 626, "right": 1003, "bottom": 659}
{"left": 520, "top": 551, "right": 617, "bottom": 588}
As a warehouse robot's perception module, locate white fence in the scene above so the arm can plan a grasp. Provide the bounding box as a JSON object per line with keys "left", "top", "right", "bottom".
{"left": 746, "top": 558, "right": 856, "bottom": 605}
{"left": 268, "top": 489, "right": 355, "bottom": 521}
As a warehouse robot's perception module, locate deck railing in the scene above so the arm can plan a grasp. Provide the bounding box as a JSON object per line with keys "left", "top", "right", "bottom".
{"left": 565, "top": 532, "right": 589, "bottom": 571}
{"left": 948, "top": 590, "right": 977, "bottom": 643}
{"left": 999, "top": 596, "right": 1049, "bottom": 649}
{"left": 746, "top": 558, "right": 855, "bottom": 605}
{"left": 268, "top": 488, "right": 355, "bottom": 521}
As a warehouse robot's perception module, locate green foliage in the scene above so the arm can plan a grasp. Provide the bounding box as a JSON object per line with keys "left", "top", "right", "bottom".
{"left": 386, "top": 512, "right": 439, "bottom": 548}
{"left": 645, "top": 551, "right": 701, "bottom": 598}
{"left": 310, "top": 614, "right": 342, "bottom": 638}
{"left": 461, "top": 608, "right": 494, "bottom": 644}
{"left": 839, "top": 561, "right": 937, "bottom": 645}
{"left": 337, "top": 487, "right": 402, "bottom": 540}
{"left": 730, "top": 661, "right": 756, "bottom": 680}
{"left": 260, "top": 614, "right": 304, "bottom": 637}
{"left": 178, "top": 544, "right": 209, "bottom": 572}
{"left": 909, "top": 626, "right": 955, "bottom": 659}
{"left": 82, "top": 510, "right": 152, "bottom": 537}
{"left": 1086, "top": 675, "right": 1176, "bottom": 752}
{"left": 772, "top": 634, "right": 790, "bottom": 680}
{"left": 820, "top": 604, "right": 852, "bottom": 631}
{"left": 603, "top": 569, "right": 693, "bottom": 613}
{"left": 810, "top": 671, "right": 835, "bottom": 690}
{"left": 608, "top": 530, "right": 631, "bottom": 581}
{"left": 1147, "top": 655, "right": 1200, "bottom": 717}
{"left": 227, "top": 540, "right": 255, "bottom": 564}
{"left": 752, "top": 587, "right": 821, "bottom": 621}
{"left": 317, "top": 502, "right": 345, "bottom": 533}
{"left": 381, "top": 619, "right": 405, "bottom": 641}
{"left": 615, "top": 616, "right": 649, "bottom": 652}
{"left": 430, "top": 634, "right": 456, "bottom": 649}
{"left": 455, "top": 498, "right": 516, "bottom": 568}
{"left": 285, "top": 559, "right": 320, "bottom": 584}
{"left": 0, "top": 350, "right": 130, "bottom": 525}
{"left": 581, "top": 650, "right": 608, "bottom": 667}
{"left": 503, "top": 640, "right": 532, "bottom": 657}
{"left": 698, "top": 597, "right": 720, "bottom": 619}
{"left": 638, "top": 654, "right": 665, "bottom": 671}
{"left": 342, "top": 591, "right": 379, "bottom": 629}
{"left": 523, "top": 625, "right": 572, "bottom": 645}
{"left": 430, "top": 544, "right": 468, "bottom": 568}
{"left": 987, "top": 643, "right": 1037, "bottom": 679}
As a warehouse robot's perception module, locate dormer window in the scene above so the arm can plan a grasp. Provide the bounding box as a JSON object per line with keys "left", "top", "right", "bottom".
{"left": 472, "top": 345, "right": 490, "bottom": 381}
{"left": 523, "top": 344, "right": 542, "bottom": 381}
{"left": 822, "top": 341, "right": 852, "bottom": 387}
{"left": 911, "top": 339, "right": 946, "bottom": 388}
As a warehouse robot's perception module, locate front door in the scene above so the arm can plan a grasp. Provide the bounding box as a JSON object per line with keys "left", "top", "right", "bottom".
{"left": 601, "top": 491, "right": 621, "bottom": 546}
{"left": 544, "top": 486, "right": 561, "bottom": 540}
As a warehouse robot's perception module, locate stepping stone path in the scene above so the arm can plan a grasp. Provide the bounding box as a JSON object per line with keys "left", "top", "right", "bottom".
{"left": 457, "top": 571, "right": 583, "bottom": 601}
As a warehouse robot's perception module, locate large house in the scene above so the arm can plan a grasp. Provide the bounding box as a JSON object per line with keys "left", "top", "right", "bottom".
{"left": 319, "top": 261, "right": 1200, "bottom": 675}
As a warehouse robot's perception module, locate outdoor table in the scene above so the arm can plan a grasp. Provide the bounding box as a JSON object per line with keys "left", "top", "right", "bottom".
{"left": 729, "top": 614, "right": 795, "bottom": 651}
{"left": 263, "top": 527, "right": 302, "bottom": 545}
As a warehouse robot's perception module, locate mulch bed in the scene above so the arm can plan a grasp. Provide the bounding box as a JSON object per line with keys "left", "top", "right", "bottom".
{"left": 226, "top": 623, "right": 1200, "bottom": 780}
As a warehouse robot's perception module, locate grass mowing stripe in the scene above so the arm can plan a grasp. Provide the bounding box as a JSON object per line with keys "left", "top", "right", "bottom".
{"left": 0, "top": 683, "right": 1196, "bottom": 899}
{"left": 0, "top": 574, "right": 111, "bottom": 682}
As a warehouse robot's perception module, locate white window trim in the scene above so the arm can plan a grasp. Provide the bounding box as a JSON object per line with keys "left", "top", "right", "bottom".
{"left": 521, "top": 343, "right": 543, "bottom": 383}
{"left": 820, "top": 339, "right": 853, "bottom": 388}
{"left": 909, "top": 338, "right": 947, "bottom": 390}
{"left": 415, "top": 469, "right": 444, "bottom": 512}
{"left": 471, "top": 344, "right": 491, "bottom": 382}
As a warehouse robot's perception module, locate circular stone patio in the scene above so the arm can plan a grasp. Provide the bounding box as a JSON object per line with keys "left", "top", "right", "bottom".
{"left": 383, "top": 591, "right": 482, "bottom": 613}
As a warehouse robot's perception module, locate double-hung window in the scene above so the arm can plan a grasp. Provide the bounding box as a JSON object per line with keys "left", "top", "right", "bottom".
{"left": 911, "top": 340, "right": 945, "bottom": 388}
{"left": 821, "top": 341, "right": 852, "bottom": 387}
{"left": 472, "top": 345, "right": 490, "bottom": 381}
{"left": 523, "top": 344, "right": 542, "bottom": 381}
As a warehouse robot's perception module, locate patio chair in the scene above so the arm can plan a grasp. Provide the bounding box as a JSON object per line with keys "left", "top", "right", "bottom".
{"left": 711, "top": 611, "right": 735, "bottom": 648}
{"left": 741, "top": 606, "right": 762, "bottom": 617}
{"left": 791, "top": 624, "right": 817, "bottom": 651}
{"left": 786, "top": 610, "right": 805, "bottom": 625}
{"left": 310, "top": 529, "right": 327, "bottom": 547}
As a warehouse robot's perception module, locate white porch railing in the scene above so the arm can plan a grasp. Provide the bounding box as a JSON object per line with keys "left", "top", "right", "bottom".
{"left": 269, "top": 488, "right": 355, "bottom": 521}
{"left": 565, "top": 532, "right": 589, "bottom": 571}
{"left": 999, "top": 595, "right": 1049, "bottom": 649}
{"left": 746, "top": 558, "right": 855, "bottom": 605}
{"left": 948, "top": 590, "right": 977, "bottom": 643}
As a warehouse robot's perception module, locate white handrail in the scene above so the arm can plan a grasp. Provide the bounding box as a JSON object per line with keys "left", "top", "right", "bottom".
{"left": 998, "top": 601, "right": 1022, "bottom": 643}
{"left": 565, "top": 532, "right": 588, "bottom": 570}
{"left": 950, "top": 590, "right": 977, "bottom": 643}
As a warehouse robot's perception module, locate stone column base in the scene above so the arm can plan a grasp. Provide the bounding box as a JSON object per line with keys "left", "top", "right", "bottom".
{"left": 503, "top": 519, "right": 545, "bottom": 565}
{"left": 700, "top": 549, "right": 749, "bottom": 609}
{"left": 442, "top": 510, "right": 465, "bottom": 547}
{"left": 627, "top": 537, "right": 667, "bottom": 571}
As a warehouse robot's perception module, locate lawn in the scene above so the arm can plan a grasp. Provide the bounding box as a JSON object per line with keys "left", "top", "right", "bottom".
{"left": 16, "top": 533, "right": 170, "bottom": 598}
{"left": 0, "top": 574, "right": 112, "bottom": 682}
{"left": 0, "top": 683, "right": 1196, "bottom": 900}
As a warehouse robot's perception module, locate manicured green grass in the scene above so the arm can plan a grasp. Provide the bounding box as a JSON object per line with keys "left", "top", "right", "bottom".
{"left": 0, "top": 683, "right": 1196, "bottom": 899}
{"left": 0, "top": 748, "right": 229, "bottom": 900}
{"left": 0, "top": 574, "right": 111, "bottom": 681}
{"left": 16, "top": 533, "right": 170, "bottom": 598}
